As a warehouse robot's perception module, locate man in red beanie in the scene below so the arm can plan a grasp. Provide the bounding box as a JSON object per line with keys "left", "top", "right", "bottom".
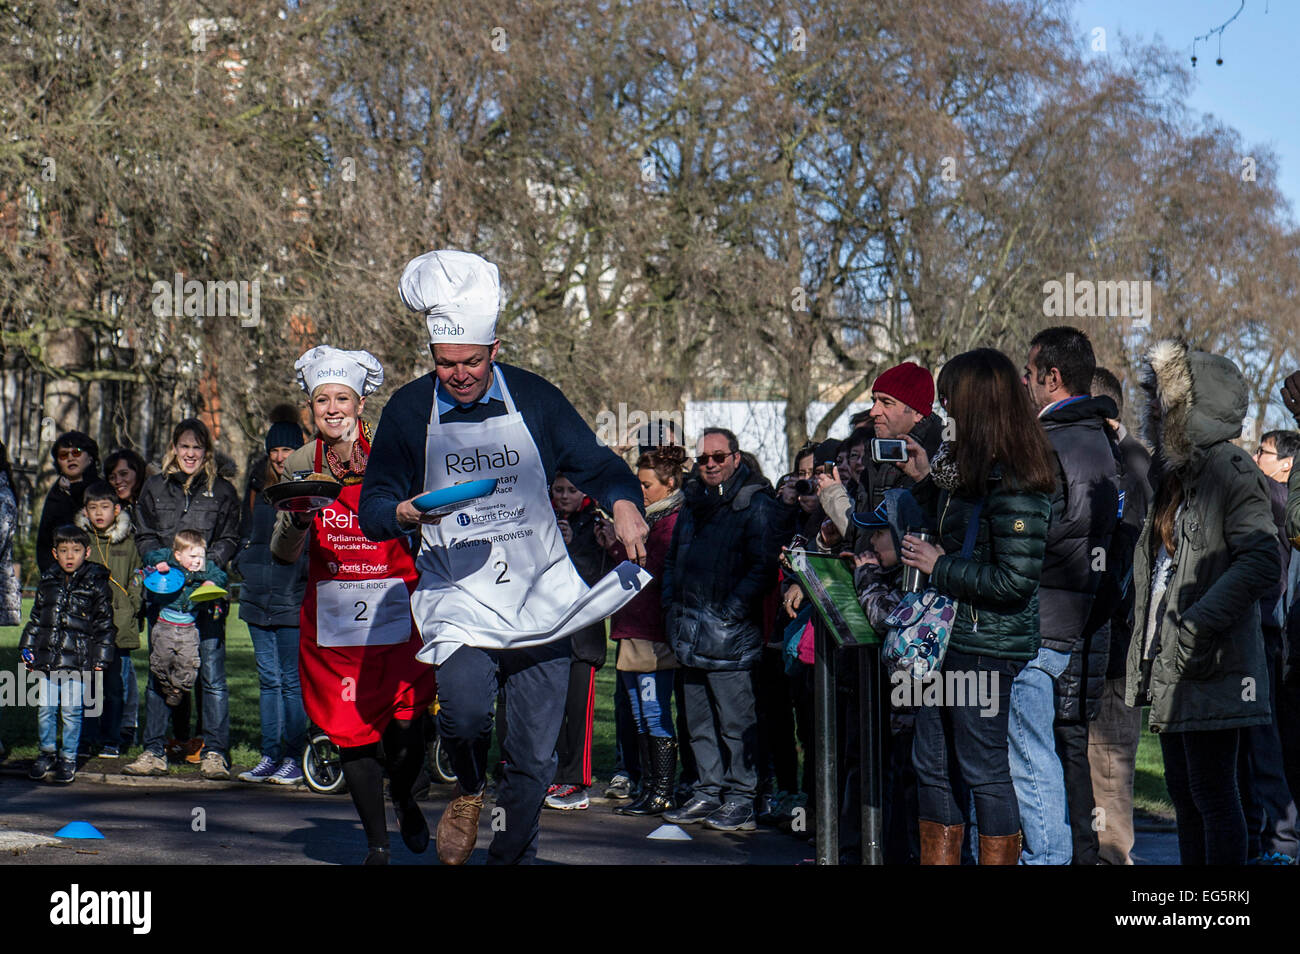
{"left": 811, "top": 360, "right": 943, "bottom": 864}
{"left": 818, "top": 361, "right": 943, "bottom": 536}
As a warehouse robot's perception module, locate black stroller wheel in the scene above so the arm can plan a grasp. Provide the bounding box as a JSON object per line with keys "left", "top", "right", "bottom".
{"left": 303, "top": 730, "right": 346, "bottom": 795}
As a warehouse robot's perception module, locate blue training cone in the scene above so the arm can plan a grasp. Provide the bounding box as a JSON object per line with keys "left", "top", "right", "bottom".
{"left": 55, "top": 822, "right": 104, "bottom": 839}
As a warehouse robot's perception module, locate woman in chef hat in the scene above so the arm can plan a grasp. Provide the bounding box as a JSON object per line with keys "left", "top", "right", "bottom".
{"left": 271, "top": 345, "right": 437, "bottom": 865}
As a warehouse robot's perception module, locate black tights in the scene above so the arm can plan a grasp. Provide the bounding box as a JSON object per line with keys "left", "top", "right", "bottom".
{"left": 339, "top": 719, "right": 426, "bottom": 849}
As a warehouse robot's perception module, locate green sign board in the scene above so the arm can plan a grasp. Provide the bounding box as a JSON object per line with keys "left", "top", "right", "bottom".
{"left": 787, "top": 549, "right": 879, "bottom": 649}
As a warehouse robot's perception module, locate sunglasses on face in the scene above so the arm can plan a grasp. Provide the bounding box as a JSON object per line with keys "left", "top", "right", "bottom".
{"left": 696, "top": 452, "right": 734, "bottom": 466}
{"left": 56, "top": 449, "right": 84, "bottom": 460}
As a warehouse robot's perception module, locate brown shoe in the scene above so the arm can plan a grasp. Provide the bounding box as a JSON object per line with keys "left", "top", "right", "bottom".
{"left": 978, "top": 831, "right": 1022, "bottom": 865}
{"left": 436, "top": 785, "right": 484, "bottom": 866}
{"left": 919, "top": 820, "right": 964, "bottom": 865}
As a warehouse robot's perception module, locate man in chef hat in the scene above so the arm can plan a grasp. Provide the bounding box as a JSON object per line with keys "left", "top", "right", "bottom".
{"left": 360, "top": 249, "right": 651, "bottom": 866}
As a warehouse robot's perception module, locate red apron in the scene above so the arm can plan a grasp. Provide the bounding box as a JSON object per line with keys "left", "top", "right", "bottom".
{"left": 298, "top": 434, "right": 436, "bottom": 747}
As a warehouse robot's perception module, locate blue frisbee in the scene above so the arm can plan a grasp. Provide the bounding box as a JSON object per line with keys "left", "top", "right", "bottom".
{"left": 413, "top": 478, "right": 500, "bottom": 516}
{"left": 143, "top": 568, "right": 185, "bottom": 595}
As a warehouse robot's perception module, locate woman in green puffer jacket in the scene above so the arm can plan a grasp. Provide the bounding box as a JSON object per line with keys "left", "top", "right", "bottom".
{"left": 1124, "top": 339, "right": 1278, "bottom": 865}
{"left": 896, "top": 348, "right": 1056, "bottom": 865}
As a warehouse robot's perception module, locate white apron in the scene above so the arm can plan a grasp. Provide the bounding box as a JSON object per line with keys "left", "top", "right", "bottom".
{"left": 411, "top": 366, "right": 651, "bottom": 665}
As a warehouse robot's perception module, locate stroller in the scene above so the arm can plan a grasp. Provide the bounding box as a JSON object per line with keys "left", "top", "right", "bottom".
{"left": 302, "top": 698, "right": 457, "bottom": 795}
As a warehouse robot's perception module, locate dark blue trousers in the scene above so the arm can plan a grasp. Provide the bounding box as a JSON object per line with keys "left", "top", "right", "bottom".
{"left": 436, "top": 637, "right": 570, "bottom": 865}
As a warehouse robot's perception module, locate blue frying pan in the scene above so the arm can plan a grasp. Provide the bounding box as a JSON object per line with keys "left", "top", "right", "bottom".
{"left": 412, "top": 478, "right": 500, "bottom": 517}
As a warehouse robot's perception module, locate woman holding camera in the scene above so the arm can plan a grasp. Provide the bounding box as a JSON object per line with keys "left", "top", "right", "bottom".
{"left": 897, "top": 348, "right": 1056, "bottom": 865}
{"left": 1124, "top": 340, "right": 1278, "bottom": 865}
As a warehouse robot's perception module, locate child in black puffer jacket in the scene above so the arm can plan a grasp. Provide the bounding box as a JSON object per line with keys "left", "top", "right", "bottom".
{"left": 20, "top": 524, "right": 116, "bottom": 783}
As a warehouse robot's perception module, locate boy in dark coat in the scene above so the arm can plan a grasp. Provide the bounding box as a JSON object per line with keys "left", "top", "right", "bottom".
{"left": 20, "top": 525, "right": 116, "bottom": 783}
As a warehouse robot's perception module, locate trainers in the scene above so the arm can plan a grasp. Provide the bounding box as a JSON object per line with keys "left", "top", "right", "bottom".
{"left": 238, "top": 756, "right": 279, "bottom": 782}
{"left": 28, "top": 752, "right": 56, "bottom": 781}
{"left": 97, "top": 745, "right": 120, "bottom": 759}
{"left": 1249, "top": 851, "right": 1296, "bottom": 865}
{"left": 604, "top": 772, "right": 634, "bottom": 799}
{"left": 703, "top": 801, "right": 757, "bottom": 832}
{"left": 199, "top": 750, "right": 230, "bottom": 780}
{"left": 53, "top": 758, "right": 76, "bottom": 784}
{"left": 123, "top": 751, "right": 168, "bottom": 776}
{"left": 544, "top": 784, "right": 589, "bottom": 811}
{"left": 436, "top": 784, "right": 484, "bottom": 866}
{"left": 663, "top": 794, "right": 722, "bottom": 825}
{"left": 268, "top": 758, "right": 304, "bottom": 785}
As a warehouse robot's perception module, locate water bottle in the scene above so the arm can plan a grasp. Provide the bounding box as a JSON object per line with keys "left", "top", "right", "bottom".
{"left": 901, "top": 527, "right": 936, "bottom": 593}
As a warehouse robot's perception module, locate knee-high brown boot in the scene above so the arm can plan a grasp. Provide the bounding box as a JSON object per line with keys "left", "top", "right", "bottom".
{"left": 919, "top": 819, "right": 964, "bottom": 865}
{"left": 978, "top": 831, "right": 1022, "bottom": 865}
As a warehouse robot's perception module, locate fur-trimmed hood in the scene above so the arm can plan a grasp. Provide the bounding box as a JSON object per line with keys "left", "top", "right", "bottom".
{"left": 74, "top": 507, "right": 133, "bottom": 545}
{"left": 1140, "top": 338, "right": 1248, "bottom": 472}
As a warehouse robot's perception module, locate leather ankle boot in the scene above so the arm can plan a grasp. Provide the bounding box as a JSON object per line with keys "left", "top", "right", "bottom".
{"left": 919, "top": 819, "right": 964, "bottom": 865}
{"left": 978, "top": 831, "right": 1022, "bottom": 865}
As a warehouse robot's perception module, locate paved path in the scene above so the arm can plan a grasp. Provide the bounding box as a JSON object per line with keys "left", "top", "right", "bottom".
{"left": 0, "top": 769, "right": 1182, "bottom": 865}
{"left": 0, "top": 776, "right": 811, "bottom": 865}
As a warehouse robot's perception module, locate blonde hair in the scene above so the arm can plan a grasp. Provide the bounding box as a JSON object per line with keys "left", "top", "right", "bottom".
{"left": 172, "top": 529, "right": 206, "bottom": 552}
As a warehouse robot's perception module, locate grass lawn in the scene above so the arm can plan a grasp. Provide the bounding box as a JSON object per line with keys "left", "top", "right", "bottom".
{"left": 0, "top": 598, "right": 1172, "bottom": 818}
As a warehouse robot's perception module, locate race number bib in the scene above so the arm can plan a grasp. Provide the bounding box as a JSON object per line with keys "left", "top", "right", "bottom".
{"left": 315, "top": 579, "right": 412, "bottom": 647}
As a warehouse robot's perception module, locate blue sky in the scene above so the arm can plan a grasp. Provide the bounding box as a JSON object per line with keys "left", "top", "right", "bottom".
{"left": 1072, "top": 0, "right": 1298, "bottom": 218}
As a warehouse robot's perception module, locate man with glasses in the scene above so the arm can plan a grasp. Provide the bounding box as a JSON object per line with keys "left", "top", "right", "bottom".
{"left": 36, "top": 432, "right": 101, "bottom": 573}
{"left": 662, "top": 427, "right": 779, "bottom": 831}
{"left": 1239, "top": 429, "right": 1300, "bottom": 863}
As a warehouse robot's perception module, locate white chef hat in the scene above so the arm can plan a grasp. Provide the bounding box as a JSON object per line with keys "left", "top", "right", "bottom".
{"left": 294, "top": 346, "right": 384, "bottom": 398}
{"left": 398, "top": 249, "right": 500, "bottom": 345}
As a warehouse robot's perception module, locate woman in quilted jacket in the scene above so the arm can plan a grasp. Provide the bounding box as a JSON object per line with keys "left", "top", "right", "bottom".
{"left": 898, "top": 348, "right": 1056, "bottom": 864}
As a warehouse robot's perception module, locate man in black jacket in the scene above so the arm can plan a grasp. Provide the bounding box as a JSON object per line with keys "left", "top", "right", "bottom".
{"left": 1022, "top": 327, "right": 1121, "bottom": 865}
{"left": 1086, "top": 368, "right": 1152, "bottom": 865}
{"left": 1239, "top": 429, "right": 1300, "bottom": 863}
{"left": 662, "top": 427, "right": 778, "bottom": 832}
{"left": 35, "top": 432, "right": 100, "bottom": 573}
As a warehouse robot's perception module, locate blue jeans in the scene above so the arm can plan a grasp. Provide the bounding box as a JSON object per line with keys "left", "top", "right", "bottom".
{"left": 620, "top": 670, "right": 675, "bottom": 738}
{"left": 36, "top": 671, "right": 85, "bottom": 761}
{"left": 143, "top": 616, "right": 229, "bottom": 758}
{"left": 247, "top": 624, "right": 307, "bottom": 762}
{"left": 912, "top": 649, "right": 1023, "bottom": 837}
{"left": 121, "top": 651, "right": 138, "bottom": 739}
{"left": 1008, "top": 645, "right": 1072, "bottom": 864}
{"left": 82, "top": 648, "right": 123, "bottom": 748}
